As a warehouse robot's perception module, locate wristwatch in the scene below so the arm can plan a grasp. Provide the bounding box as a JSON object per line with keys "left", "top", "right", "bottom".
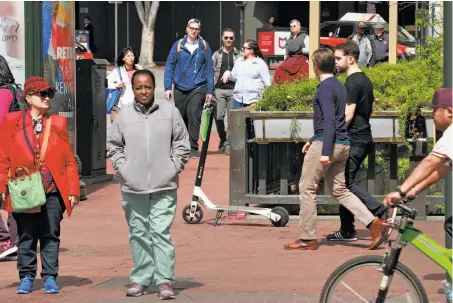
{"left": 396, "top": 186, "right": 406, "bottom": 198}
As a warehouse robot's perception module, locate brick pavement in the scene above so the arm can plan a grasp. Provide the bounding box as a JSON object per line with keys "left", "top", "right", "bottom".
{"left": 0, "top": 135, "right": 447, "bottom": 302}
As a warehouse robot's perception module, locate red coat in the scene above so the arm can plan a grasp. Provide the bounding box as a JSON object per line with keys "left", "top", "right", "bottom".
{"left": 0, "top": 110, "right": 80, "bottom": 216}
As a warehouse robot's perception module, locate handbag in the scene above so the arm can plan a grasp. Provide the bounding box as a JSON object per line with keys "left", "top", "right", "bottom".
{"left": 106, "top": 67, "right": 123, "bottom": 114}
{"left": 7, "top": 112, "right": 52, "bottom": 213}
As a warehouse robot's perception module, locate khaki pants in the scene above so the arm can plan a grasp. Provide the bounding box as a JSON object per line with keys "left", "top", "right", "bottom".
{"left": 299, "top": 141, "right": 375, "bottom": 240}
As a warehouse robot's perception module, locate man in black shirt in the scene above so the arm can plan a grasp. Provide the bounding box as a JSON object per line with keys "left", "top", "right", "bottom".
{"left": 328, "top": 41, "right": 387, "bottom": 242}
{"left": 212, "top": 29, "right": 240, "bottom": 154}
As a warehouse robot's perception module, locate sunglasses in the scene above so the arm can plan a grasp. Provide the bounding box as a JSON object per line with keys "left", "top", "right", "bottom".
{"left": 223, "top": 36, "right": 234, "bottom": 41}
{"left": 33, "top": 89, "right": 55, "bottom": 99}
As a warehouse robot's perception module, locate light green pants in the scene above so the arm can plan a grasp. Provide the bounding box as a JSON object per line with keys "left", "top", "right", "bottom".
{"left": 121, "top": 190, "right": 177, "bottom": 286}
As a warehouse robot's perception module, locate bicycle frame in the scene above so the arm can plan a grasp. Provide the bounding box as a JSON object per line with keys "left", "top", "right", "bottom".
{"left": 395, "top": 216, "right": 453, "bottom": 278}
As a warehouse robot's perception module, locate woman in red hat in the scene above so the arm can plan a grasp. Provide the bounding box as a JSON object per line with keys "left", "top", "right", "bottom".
{"left": 0, "top": 76, "right": 80, "bottom": 295}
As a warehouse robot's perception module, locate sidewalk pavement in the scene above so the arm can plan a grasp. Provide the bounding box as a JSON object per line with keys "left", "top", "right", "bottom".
{"left": 0, "top": 134, "right": 447, "bottom": 302}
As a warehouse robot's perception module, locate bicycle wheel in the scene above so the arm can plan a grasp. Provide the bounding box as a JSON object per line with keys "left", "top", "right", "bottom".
{"left": 320, "top": 255, "right": 429, "bottom": 303}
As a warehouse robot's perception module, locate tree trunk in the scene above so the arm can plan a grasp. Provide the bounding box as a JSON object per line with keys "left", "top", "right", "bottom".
{"left": 135, "top": 1, "right": 159, "bottom": 68}
{"left": 140, "top": 26, "right": 155, "bottom": 67}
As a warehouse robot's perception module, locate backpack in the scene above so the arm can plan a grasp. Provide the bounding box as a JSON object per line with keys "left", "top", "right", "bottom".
{"left": 0, "top": 84, "right": 25, "bottom": 112}
{"left": 176, "top": 38, "right": 207, "bottom": 53}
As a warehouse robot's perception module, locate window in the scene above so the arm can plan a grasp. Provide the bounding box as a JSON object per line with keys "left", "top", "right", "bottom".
{"left": 320, "top": 24, "right": 338, "bottom": 37}
{"left": 336, "top": 24, "right": 355, "bottom": 38}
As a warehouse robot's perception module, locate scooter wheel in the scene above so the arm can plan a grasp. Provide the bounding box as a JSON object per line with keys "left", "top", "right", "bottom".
{"left": 182, "top": 204, "right": 204, "bottom": 224}
{"left": 270, "top": 206, "right": 289, "bottom": 227}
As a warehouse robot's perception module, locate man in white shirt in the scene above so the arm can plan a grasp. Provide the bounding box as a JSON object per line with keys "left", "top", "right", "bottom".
{"left": 384, "top": 88, "right": 452, "bottom": 237}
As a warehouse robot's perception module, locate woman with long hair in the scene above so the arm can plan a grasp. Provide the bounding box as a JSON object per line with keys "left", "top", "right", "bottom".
{"left": 221, "top": 39, "right": 270, "bottom": 108}
{"left": 0, "top": 76, "right": 80, "bottom": 294}
{"left": 0, "top": 55, "right": 20, "bottom": 262}
{"left": 107, "top": 47, "right": 143, "bottom": 122}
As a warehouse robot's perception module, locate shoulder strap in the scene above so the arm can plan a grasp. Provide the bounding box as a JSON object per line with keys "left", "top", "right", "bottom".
{"left": 39, "top": 116, "right": 52, "bottom": 165}
{"left": 176, "top": 39, "right": 183, "bottom": 52}
{"left": 117, "top": 67, "right": 123, "bottom": 82}
{"left": 22, "top": 111, "right": 35, "bottom": 159}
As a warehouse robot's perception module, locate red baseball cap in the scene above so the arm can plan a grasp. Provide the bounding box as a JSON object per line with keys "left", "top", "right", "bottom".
{"left": 421, "top": 88, "right": 452, "bottom": 108}
{"left": 23, "top": 76, "right": 56, "bottom": 95}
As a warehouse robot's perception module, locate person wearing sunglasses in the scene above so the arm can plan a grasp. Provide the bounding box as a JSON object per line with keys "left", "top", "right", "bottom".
{"left": 164, "top": 18, "right": 214, "bottom": 158}
{"left": 221, "top": 39, "right": 270, "bottom": 109}
{"left": 0, "top": 76, "right": 80, "bottom": 295}
{"left": 211, "top": 28, "right": 241, "bottom": 155}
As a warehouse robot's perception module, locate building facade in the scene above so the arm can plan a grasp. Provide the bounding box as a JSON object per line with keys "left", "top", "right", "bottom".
{"left": 76, "top": 1, "right": 418, "bottom": 64}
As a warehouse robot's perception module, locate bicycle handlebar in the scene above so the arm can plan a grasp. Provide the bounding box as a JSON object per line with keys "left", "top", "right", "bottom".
{"left": 392, "top": 197, "right": 418, "bottom": 219}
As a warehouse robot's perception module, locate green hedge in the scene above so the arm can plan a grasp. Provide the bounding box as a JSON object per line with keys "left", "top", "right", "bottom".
{"left": 256, "top": 53, "right": 443, "bottom": 117}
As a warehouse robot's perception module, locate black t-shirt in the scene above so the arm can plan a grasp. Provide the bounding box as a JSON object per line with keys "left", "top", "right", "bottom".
{"left": 345, "top": 72, "right": 374, "bottom": 145}
{"left": 216, "top": 51, "right": 235, "bottom": 90}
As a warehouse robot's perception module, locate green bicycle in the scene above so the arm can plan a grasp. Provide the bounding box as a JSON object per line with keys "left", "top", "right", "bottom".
{"left": 320, "top": 199, "right": 452, "bottom": 303}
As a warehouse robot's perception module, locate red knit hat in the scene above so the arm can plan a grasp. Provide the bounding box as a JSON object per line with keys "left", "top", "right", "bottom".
{"left": 24, "top": 76, "right": 56, "bottom": 95}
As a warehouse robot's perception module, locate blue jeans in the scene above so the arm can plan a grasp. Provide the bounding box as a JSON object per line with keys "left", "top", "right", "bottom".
{"left": 232, "top": 99, "right": 247, "bottom": 109}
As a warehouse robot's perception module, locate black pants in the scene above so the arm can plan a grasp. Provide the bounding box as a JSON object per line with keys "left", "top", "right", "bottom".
{"left": 340, "top": 143, "right": 387, "bottom": 233}
{"left": 174, "top": 86, "right": 207, "bottom": 151}
{"left": 0, "top": 212, "right": 18, "bottom": 246}
{"left": 12, "top": 193, "right": 65, "bottom": 280}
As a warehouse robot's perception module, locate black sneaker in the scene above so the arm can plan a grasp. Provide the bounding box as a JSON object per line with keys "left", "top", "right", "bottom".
{"left": 190, "top": 150, "right": 201, "bottom": 158}
{"left": 326, "top": 230, "right": 357, "bottom": 242}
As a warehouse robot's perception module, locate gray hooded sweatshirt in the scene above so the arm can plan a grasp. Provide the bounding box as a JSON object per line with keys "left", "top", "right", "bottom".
{"left": 107, "top": 99, "right": 190, "bottom": 194}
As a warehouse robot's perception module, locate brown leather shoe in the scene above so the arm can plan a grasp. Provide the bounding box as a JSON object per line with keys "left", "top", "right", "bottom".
{"left": 284, "top": 239, "right": 318, "bottom": 250}
{"left": 368, "top": 218, "right": 385, "bottom": 250}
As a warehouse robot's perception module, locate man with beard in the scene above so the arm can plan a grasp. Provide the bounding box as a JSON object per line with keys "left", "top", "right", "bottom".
{"left": 327, "top": 41, "right": 387, "bottom": 242}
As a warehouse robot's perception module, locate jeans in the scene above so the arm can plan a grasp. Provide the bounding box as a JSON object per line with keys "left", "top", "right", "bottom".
{"left": 174, "top": 86, "right": 207, "bottom": 151}
{"left": 232, "top": 99, "right": 250, "bottom": 109}
{"left": 12, "top": 192, "right": 65, "bottom": 280}
{"left": 121, "top": 190, "right": 177, "bottom": 286}
{"left": 339, "top": 143, "right": 387, "bottom": 234}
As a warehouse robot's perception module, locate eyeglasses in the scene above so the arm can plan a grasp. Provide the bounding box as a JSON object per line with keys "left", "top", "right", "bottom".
{"left": 188, "top": 27, "right": 200, "bottom": 32}
{"left": 32, "top": 89, "right": 55, "bottom": 99}
{"left": 242, "top": 46, "right": 252, "bottom": 50}
{"left": 223, "top": 36, "right": 234, "bottom": 40}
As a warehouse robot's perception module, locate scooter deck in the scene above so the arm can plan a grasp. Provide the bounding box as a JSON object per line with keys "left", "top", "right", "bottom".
{"left": 205, "top": 205, "right": 271, "bottom": 212}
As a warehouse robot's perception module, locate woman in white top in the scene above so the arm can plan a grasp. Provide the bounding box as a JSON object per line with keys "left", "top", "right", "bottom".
{"left": 107, "top": 47, "right": 143, "bottom": 121}
{"left": 221, "top": 39, "right": 271, "bottom": 108}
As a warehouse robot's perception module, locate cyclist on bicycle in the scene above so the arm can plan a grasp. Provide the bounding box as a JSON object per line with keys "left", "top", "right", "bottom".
{"left": 383, "top": 88, "right": 452, "bottom": 238}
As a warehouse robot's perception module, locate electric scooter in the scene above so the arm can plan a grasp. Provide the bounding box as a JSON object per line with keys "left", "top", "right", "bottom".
{"left": 181, "top": 103, "right": 290, "bottom": 227}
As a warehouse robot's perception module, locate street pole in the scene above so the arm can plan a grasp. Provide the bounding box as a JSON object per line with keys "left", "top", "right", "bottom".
{"left": 115, "top": 2, "right": 118, "bottom": 58}
{"left": 443, "top": 0, "right": 452, "bottom": 290}
{"left": 239, "top": 6, "right": 244, "bottom": 48}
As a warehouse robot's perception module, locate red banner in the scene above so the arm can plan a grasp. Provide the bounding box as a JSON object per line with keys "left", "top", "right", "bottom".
{"left": 258, "top": 31, "right": 274, "bottom": 56}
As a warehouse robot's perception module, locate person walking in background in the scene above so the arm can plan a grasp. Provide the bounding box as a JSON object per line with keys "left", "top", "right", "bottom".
{"left": 369, "top": 23, "right": 389, "bottom": 65}
{"left": 0, "top": 76, "right": 80, "bottom": 294}
{"left": 326, "top": 41, "right": 387, "bottom": 242}
{"left": 107, "top": 47, "right": 143, "bottom": 122}
{"left": 164, "top": 18, "right": 214, "bottom": 158}
{"left": 285, "top": 19, "right": 309, "bottom": 59}
{"left": 83, "top": 16, "right": 97, "bottom": 55}
{"left": 283, "top": 49, "right": 384, "bottom": 251}
{"left": 221, "top": 39, "right": 270, "bottom": 109}
{"left": 107, "top": 70, "right": 190, "bottom": 300}
{"left": 212, "top": 28, "right": 240, "bottom": 155}
{"left": 349, "top": 22, "right": 373, "bottom": 67}
{"left": 0, "top": 54, "right": 20, "bottom": 262}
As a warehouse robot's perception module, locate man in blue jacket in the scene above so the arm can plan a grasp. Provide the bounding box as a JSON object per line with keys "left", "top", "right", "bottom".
{"left": 164, "top": 18, "right": 214, "bottom": 158}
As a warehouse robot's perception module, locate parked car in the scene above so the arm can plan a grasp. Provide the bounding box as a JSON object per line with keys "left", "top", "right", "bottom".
{"left": 319, "top": 20, "right": 416, "bottom": 60}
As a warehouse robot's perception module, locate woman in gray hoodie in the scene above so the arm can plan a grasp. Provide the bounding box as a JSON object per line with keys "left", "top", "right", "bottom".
{"left": 107, "top": 70, "right": 190, "bottom": 300}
